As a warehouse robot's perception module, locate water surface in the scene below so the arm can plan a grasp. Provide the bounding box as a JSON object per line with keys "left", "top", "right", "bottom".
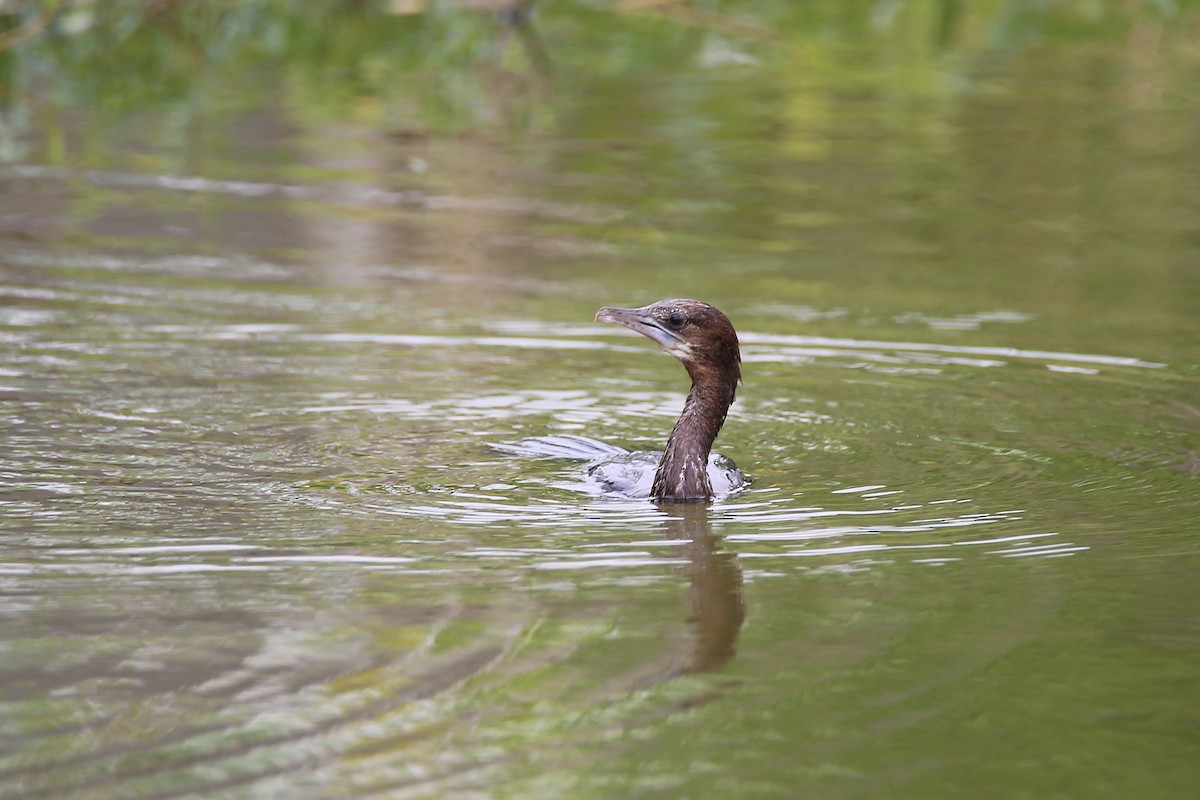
{"left": 2, "top": 3, "right": 1198, "bottom": 798}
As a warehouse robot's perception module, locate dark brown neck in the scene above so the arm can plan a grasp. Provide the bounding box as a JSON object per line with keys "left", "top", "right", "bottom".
{"left": 652, "top": 370, "right": 737, "bottom": 502}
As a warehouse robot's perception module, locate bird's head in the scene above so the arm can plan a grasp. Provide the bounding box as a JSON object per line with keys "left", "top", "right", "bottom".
{"left": 595, "top": 299, "right": 741, "bottom": 388}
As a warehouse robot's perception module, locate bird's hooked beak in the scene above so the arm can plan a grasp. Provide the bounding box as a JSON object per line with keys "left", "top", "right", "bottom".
{"left": 595, "top": 305, "right": 692, "bottom": 359}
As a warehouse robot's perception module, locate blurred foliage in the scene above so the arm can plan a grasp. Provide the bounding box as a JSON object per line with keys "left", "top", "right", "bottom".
{"left": 2, "top": 0, "right": 1199, "bottom": 308}
{"left": 0, "top": 0, "right": 1196, "bottom": 132}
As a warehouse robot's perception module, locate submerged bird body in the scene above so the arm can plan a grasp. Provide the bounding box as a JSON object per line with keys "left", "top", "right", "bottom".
{"left": 588, "top": 446, "right": 743, "bottom": 500}
{"left": 497, "top": 299, "right": 744, "bottom": 502}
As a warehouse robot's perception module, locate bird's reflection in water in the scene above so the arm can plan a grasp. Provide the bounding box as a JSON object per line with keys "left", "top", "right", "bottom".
{"left": 658, "top": 502, "right": 745, "bottom": 677}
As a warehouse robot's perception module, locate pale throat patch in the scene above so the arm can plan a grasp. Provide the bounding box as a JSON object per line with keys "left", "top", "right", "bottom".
{"left": 666, "top": 341, "right": 696, "bottom": 361}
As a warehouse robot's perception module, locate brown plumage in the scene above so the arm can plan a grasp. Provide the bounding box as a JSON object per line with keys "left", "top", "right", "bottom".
{"left": 595, "top": 299, "right": 742, "bottom": 502}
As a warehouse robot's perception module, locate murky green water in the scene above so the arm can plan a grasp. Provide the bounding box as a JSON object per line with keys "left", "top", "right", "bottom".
{"left": 2, "top": 2, "right": 1198, "bottom": 798}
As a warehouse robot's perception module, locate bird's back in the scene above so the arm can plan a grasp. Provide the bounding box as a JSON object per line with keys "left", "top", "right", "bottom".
{"left": 494, "top": 435, "right": 744, "bottom": 500}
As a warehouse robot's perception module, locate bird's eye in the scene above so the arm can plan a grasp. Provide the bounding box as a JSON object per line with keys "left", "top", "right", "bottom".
{"left": 667, "top": 310, "right": 686, "bottom": 329}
